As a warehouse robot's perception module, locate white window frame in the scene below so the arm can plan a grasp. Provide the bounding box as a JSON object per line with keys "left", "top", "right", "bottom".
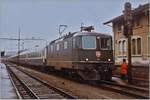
{"left": 131, "top": 35, "right": 142, "bottom": 56}
{"left": 122, "top": 40, "right": 126, "bottom": 55}
{"left": 136, "top": 37, "right": 142, "bottom": 55}
{"left": 118, "top": 41, "right": 122, "bottom": 55}
{"left": 118, "top": 38, "right": 127, "bottom": 56}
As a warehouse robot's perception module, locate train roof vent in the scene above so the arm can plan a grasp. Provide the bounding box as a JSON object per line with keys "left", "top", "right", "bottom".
{"left": 80, "top": 26, "right": 94, "bottom": 32}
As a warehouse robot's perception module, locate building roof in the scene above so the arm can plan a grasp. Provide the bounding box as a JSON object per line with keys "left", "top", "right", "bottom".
{"left": 103, "top": 3, "right": 149, "bottom": 24}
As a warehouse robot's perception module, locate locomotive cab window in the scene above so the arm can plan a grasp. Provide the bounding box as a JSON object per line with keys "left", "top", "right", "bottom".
{"left": 82, "top": 36, "right": 96, "bottom": 49}
{"left": 101, "top": 38, "right": 111, "bottom": 50}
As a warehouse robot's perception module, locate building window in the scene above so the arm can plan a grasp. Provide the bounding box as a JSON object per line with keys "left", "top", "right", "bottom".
{"left": 118, "top": 41, "right": 121, "bottom": 55}
{"left": 118, "top": 40, "right": 126, "bottom": 56}
{"left": 147, "top": 11, "right": 149, "bottom": 25}
{"left": 148, "top": 36, "right": 150, "bottom": 56}
{"left": 64, "top": 41, "right": 68, "bottom": 49}
{"left": 137, "top": 38, "right": 141, "bottom": 55}
{"left": 134, "top": 17, "right": 141, "bottom": 27}
{"left": 56, "top": 44, "right": 59, "bottom": 51}
{"left": 122, "top": 40, "right": 126, "bottom": 55}
{"left": 132, "top": 39, "right": 136, "bottom": 55}
{"left": 131, "top": 37, "right": 142, "bottom": 55}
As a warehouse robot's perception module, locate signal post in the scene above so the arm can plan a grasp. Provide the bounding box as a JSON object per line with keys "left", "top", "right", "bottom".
{"left": 123, "top": 2, "right": 133, "bottom": 84}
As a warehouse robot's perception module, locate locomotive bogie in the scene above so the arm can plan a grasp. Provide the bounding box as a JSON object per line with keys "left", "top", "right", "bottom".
{"left": 71, "top": 62, "right": 113, "bottom": 80}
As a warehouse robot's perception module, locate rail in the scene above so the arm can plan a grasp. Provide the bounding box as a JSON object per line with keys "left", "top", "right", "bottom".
{"left": 99, "top": 80, "right": 149, "bottom": 99}
{"left": 7, "top": 65, "right": 40, "bottom": 99}
{"left": 6, "top": 62, "right": 148, "bottom": 99}
{"left": 7, "top": 64, "right": 77, "bottom": 99}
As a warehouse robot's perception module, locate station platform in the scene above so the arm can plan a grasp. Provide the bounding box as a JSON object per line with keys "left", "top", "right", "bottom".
{"left": 0, "top": 63, "right": 19, "bottom": 99}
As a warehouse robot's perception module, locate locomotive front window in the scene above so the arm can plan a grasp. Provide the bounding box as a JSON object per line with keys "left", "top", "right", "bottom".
{"left": 101, "top": 38, "right": 111, "bottom": 50}
{"left": 82, "top": 36, "right": 96, "bottom": 49}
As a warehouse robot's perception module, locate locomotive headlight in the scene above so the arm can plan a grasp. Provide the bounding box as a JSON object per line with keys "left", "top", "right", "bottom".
{"left": 108, "top": 59, "right": 111, "bottom": 61}
{"left": 85, "top": 58, "right": 89, "bottom": 61}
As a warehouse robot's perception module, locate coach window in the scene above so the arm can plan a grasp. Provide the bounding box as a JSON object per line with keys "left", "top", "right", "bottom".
{"left": 64, "top": 41, "right": 68, "bottom": 49}
{"left": 56, "top": 44, "right": 60, "bottom": 51}
{"left": 77, "top": 37, "right": 82, "bottom": 48}
{"left": 82, "top": 36, "right": 96, "bottom": 49}
{"left": 51, "top": 45, "right": 53, "bottom": 52}
{"left": 73, "top": 38, "right": 76, "bottom": 48}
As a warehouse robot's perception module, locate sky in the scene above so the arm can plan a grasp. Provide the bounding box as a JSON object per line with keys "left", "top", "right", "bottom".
{"left": 0, "top": 0, "right": 149, "bottom": 53}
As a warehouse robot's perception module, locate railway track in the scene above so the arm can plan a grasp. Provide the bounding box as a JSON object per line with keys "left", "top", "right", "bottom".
{"left": 98, "top": 80, "right": 149, "bottom": 99}
{"left": 6, "top": 62, "right": 149, "bottom": 99}
{"left": 7, "top": 64, "right": 77, "bottom": 99}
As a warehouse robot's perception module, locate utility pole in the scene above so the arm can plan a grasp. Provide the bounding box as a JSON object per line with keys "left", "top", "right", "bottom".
{"left": 18, "top": 27, "right": 21, "bottom": 65}
{"left": 22, "top": 40, "right": 24, "bottom": 50}
{"left": 123, "top": 2, "right": 133, "bottom": 84}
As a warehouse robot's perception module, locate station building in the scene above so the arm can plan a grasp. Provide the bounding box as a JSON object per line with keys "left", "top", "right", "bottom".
{"left": 104, "top": 3, "right": 149, "bottom": 65}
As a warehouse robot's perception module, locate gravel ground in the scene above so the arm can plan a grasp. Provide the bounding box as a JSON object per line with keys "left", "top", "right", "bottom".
{"left": 18, "top": 66, "right": 136, "bottom": 99}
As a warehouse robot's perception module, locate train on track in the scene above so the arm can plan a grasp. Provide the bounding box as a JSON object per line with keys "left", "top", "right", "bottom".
{"left": 8, "top": 26, "right": 114, "bottom": 81}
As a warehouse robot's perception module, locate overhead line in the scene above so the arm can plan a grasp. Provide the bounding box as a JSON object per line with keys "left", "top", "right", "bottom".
{"left": 0, "top": 38, "right": 46, "bottom": 41}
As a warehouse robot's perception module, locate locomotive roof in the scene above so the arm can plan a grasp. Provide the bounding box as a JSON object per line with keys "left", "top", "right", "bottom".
{"left": 73, "top": 32, "right": 111, "bottom": 37}
{"left": 50, "top": 31, "right": 111, "bottom": 44}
